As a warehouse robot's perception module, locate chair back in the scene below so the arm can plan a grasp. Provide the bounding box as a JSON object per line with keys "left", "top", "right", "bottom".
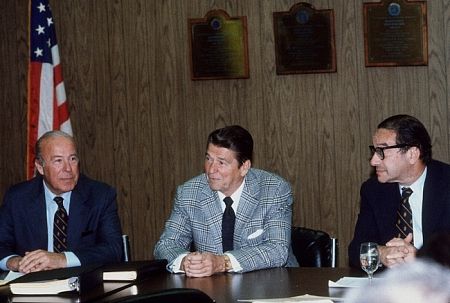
{"left": 291, "top": 226, "right": 338, "bottom": 267}
{"left": 111, "top": 288, "right": 215, "bottom": 303}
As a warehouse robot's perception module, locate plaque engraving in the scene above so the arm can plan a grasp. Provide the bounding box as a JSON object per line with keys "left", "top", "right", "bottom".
{"left": 189, "top": 10, "right": 249, "bottom": 80}
{"left": 363, "top": 0, "right": 428, "bottom": 67}
{"left": 273, "top": 2, "right": 336, "bottom": 74}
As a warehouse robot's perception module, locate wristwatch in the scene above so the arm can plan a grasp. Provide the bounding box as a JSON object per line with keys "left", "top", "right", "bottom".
{"left": 223, "top": 255, "right": 232, "bottom": 271}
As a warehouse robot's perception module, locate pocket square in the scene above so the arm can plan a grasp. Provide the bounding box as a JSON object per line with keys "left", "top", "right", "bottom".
{"left": 247, "top": 229, "right": 263, "bottom": 239}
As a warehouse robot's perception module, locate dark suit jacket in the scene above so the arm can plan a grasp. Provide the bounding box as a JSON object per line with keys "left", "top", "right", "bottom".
{"left": 0, "top": 174, "right": 123, "bottom": 266}
{"left": 348, "top": 160, "right": 450, "bottom": 267}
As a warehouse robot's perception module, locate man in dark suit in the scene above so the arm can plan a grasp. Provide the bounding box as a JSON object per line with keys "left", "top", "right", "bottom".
{"left": 0, "top": 131, "right": 123, "bottom": 273}
{"left": 349, "top": 114, "right": 450, "bottom": 268}
{"left": 154, "top": 125, "right": 297, "bottom": 277}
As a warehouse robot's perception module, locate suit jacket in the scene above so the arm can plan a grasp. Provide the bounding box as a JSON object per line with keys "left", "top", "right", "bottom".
{"left": 154, "top": 168, "right": 297, "bottom": 272}
{"left": 0, "top": 174, "right": 123, "bottom": 266}
{"left": 348, "top": 160, "right": 450, "bottom": 267}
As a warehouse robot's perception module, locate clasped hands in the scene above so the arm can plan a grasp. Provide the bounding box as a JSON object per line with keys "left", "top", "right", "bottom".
{"left": 378, "top": 233, "right": 416, "bottom": 267}
{"left": 6, "top": 250, "right": 67, "bottom": 273}
{"left": 181, "top": 252, "right": 228, "bottom": 278}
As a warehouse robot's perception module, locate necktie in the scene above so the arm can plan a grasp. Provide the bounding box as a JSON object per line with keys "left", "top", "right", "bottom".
{"left": 222, "top": 197, "right": 235, "bottom": 252}
{"left": 396, "top": 187, "right": 413, "bottom": 241}
{"left": 53, "top": 196, "right": 68, "bottom": 253}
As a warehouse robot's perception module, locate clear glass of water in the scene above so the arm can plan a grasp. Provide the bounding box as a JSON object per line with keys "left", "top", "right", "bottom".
{"left": 360, "top": 242, "right": 380, "bottom": 281}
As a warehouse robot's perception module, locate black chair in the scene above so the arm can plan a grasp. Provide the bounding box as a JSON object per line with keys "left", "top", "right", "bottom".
{"left": 110, "top": 288, "right": 215, "bottom": 303}
{"left": 291, "top": 226, "right": 338, "bottom": 267}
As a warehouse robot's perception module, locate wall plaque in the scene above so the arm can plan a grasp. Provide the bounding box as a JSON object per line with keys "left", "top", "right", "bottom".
{"left": 273, "top": 2, "right": 336, "bottom": 74}
{"left": 188, "top": 10, "right": 249, "bottom": 80}
{"left": 363, "top": 0, "right": 428, "bottom": 67}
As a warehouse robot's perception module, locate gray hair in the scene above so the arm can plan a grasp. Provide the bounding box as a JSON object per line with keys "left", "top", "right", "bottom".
{"left": 345, "top": 260, "right": 450, "bottom": 303}
{"left": 35, "top": 130, "right": 76, "bottom": 164}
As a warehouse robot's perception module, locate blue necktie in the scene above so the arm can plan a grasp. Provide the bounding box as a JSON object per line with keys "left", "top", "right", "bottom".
{"left": 222, "top": 197, "right": 235, "bottom": 252}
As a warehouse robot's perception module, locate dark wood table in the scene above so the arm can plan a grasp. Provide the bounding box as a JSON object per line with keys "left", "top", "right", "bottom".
{"left": 1, "top": 267, "right": 365, "bottom": 302}
{"left": 101, "top": 267, "right": 364, "bottom": 303}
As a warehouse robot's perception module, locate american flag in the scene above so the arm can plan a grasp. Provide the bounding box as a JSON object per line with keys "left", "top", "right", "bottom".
{"left": 27, "top": 0, "right": 72, "bottom": 178}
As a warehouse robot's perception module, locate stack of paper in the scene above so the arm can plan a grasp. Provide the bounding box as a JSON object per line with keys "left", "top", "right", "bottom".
{"left": 9, "top": 277, "right": 79, "bottom": 295}
{"left": 328, "top": 277, "right": 379, "bottom": 288}
{"left": 238, "top": 294, "right": 343, "bottom": 302}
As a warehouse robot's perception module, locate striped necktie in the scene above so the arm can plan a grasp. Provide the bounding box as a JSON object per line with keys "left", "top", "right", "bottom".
{"left": 396, "top": 187, "right": 413, "bottom": 242}
{"left": 53, "top": 196, "right": 68, "bottom": 252}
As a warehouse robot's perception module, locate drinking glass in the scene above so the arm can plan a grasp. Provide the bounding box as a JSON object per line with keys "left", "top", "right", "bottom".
{"left": 360, "top": 242, "right": 380, "bottom": 281}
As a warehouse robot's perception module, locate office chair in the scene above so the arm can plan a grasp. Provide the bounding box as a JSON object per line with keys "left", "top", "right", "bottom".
{"left": 110, "top": 288, "right": 215, "bottom": 303}
{"left": 291, "top": 226, "right": 338, "bottom": 267}
{"left": 122, "top": 234, "right": 131, "bottom": 262}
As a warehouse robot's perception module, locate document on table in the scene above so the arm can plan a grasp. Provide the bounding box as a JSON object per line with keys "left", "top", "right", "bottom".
{"left": 0, "top": 271, "right": 24, "bottom": 285}
{"left": 238, "top": 294, "right": 343, "bottom": 302}
{"left": 328, "top": 277, "right": 380, "bottom": 288}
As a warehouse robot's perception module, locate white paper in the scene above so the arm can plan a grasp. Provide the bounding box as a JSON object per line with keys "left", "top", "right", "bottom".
{"left": 0, "top": 271, "right": 25, "bottom": 285}
{"left": 238, "top": 294, "right": 342, "bottom": 302}
{"left": 328, "top": 277, "right": 379, "bottom": 288}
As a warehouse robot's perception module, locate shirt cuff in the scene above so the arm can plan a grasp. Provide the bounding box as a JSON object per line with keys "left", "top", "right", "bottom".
{"left": 0, "top": 255, "right": 18, "bottom": 271}
{"left": 226, "top": 253, "right": 243, "bottom": 272}
{"left": 168, "top": 253, "right": 188, "bottom": 273}
{"left": 63, "top": 252, "right": 81, "bottom": 267}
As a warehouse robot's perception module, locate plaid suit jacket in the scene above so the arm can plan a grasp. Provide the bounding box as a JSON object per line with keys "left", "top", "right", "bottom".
{"left": 154, "top": 168, "right": 296, "bottom": 272}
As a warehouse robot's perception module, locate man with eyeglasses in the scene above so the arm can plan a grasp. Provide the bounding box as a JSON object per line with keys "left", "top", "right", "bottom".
{"left": 348, "top": 114, "right": 450, "bottom": 268}
{"left": 0, "top": 130, "right": 123, "bottom": 273}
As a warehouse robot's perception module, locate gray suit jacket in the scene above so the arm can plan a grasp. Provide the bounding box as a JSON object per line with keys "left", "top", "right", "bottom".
{"left": 154, "top": 168, "right": 297, "bottom": 272}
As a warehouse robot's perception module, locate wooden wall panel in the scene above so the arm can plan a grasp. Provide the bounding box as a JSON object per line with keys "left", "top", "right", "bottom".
{"left": 1, "top": 0, "right": 449, "bottom": 267}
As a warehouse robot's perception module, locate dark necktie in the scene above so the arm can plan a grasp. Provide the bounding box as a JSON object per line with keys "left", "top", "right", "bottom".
{"left": 222, "top": 197, "right": 235, "bottom": 252}
{"left": 53, "top": 196, "right": 68, "bottom": 253}
{"left": 396, "top": 187, "right": 413, "bottom": 241}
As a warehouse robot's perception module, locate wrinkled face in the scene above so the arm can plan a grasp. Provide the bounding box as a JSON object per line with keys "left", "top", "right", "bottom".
{"left": 204, "top": 143, "right": 250, "bottom": 197}
{"left": 35, "top": 136, "right": 80, "bottom": 195}
{"left": 370, "top": 128, "right": 416, "bottom": 184}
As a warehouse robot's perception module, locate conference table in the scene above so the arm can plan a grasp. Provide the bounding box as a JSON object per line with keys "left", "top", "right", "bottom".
{"left": 101, "top": 267, "right": 364, "bottom": 302}
{"left": 1, "top": 267, "right": 365, "bottom": 303}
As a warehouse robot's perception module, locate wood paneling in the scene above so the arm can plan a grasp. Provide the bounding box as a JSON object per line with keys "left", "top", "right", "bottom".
{"left": 1, "top": 0, "right": 449, "bottom": 267}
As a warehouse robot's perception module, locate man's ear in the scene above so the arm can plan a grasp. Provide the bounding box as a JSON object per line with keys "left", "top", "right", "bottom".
{"left": 35, "top": 160, "right": 44, "bottom": 175}
{"left": 408, "top": 146, "right": 421, "bottom": 164}
{"left": 240, "top": 160, "right": 251, "bottom": 176}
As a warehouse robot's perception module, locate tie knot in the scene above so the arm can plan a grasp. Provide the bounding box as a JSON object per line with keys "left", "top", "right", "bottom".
{"left": 54, "top": 196, "right": 64, "bottom": 208}
{"left": 224, "top": 197, "right": 233, "bottom": 208}
{"left": 401, "top": 187, "right": 413, "bottom": 199}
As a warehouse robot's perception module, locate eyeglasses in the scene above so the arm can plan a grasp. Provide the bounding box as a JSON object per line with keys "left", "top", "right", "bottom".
{"left": 369, "top": 144, "right": 410, "bottom": 160}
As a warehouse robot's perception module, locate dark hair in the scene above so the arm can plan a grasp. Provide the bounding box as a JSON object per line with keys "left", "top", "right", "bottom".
{"left": 378, "top": 114, "right": 432, "bottom": 164}
{"left": 207, "top": 125, "right": 253, "bottom": 166}
{"left": 417, "top": 232, "right": 450, "bottom": 269}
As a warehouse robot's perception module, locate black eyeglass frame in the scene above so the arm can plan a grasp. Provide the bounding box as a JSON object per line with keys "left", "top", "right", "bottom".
{"left": 369, "top": 144, "right": 411, "bottom": 160}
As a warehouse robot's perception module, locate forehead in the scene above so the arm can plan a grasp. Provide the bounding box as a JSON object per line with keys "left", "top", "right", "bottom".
{"left": 373, "top": 128, "right": 397, "bottom": 146}
{"left": 41, "top": 136, "right": 76, "bottom": 154}
{"left": 206, "top": 143, "right": 237, "bottom": 160}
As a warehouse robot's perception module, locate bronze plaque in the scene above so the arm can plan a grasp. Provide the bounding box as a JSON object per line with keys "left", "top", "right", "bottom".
{"left": 273, "top": 2, "right": 336, "bottom": 74}
{"left": 189, "top": 10, "right": 249, "bottom": 80}
{"left": 363, "top": 0, "right": 428, "bottom": 67}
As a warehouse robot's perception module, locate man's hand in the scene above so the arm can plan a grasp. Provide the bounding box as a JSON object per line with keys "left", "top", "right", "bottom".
{"left": 18, "top": 250, "right": 67, "bottom": 273}
{"left": 181, "top": 252, "right": 227, "bottom": 277}
{"left": 379, "top": 234, "right": 416, "bottom": 267}
{"left": 6, "top": 256, "right": 23, "bottom": 272}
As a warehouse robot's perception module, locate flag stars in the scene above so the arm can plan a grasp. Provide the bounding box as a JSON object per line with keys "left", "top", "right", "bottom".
{"left": 34, "top": 47, "right": 43, "bottom": 57}
{"left": 47, "top": 38, "right": 51, "bottom": 47}
{"left": 35, "top": 24, "right": 45, "bottom": 35}
{"left": 47, "top": 17, "right": 53, "bottom": 27}
{"left": 37, "top": 2, "right": 46, "bottom": 12}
